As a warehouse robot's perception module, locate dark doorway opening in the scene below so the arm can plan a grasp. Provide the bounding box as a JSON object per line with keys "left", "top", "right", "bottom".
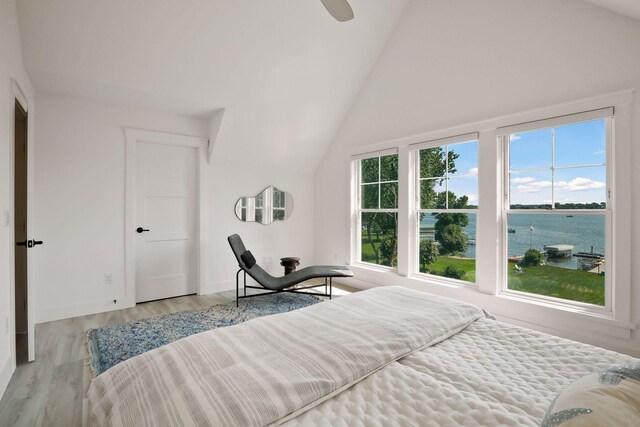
{"left": 14, "top": 99, "right": 28, "bottom": 365}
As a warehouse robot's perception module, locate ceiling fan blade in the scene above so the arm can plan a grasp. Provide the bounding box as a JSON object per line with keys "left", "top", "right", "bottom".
{"left": 320, "top": 0, "right": 354, "bottom": 22}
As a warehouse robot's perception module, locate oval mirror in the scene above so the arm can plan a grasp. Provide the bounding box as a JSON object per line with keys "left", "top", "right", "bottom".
{"left": 234, "top": 186, "right": 293, "bottom": 225}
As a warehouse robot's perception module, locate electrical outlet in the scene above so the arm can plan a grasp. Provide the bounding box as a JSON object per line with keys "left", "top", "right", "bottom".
{"left": 3, "top": 209, "right": 9, "bottom": 227}
{"left": 262, "top": 257, "right": 267, "bottom": 264}
{"left": 104, "top": 273, "right": 113, "bottom": 285}
{"left": 268, "top": 256, "right": 273, "bottom": 263}
{"left": 334, "top": 254, "right": 338, "bottom": 262}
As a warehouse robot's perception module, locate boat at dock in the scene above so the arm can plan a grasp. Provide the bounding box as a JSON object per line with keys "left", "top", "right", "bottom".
{"left": 544, "top": 244, "right": 574, "bottom": 258}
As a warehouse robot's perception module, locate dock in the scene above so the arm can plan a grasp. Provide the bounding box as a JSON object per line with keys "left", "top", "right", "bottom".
{"left": 544, "top": 244, "right": 574, "bottom": 258}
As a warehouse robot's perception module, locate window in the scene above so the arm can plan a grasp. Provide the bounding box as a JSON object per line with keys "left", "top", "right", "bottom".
{"left": 414, "top": 137, "right": 478, "bottom": 283}
{"left": 356, "top": 151, "right": 398, "bottom": 267}
{"left": 272, "top": 188, "right": 286, "bottom": 221}
{"left": 254, "top": 191, "right": 263, "bottom": 224}
{"left": 503, "top": 113, "right": 611, "bottom": 306}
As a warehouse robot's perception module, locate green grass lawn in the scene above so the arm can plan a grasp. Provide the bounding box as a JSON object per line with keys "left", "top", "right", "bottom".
{"left": 422, "top": 258, "right": 604, "bottom": 305}
{"left": 362, "top": 238, "right": 604, "bottom": 306}
{"left": 507, "top": 264, "right": 604, "bottom": 305}
{"left": 421, "top": 257, "right": 476, "bottom": 283}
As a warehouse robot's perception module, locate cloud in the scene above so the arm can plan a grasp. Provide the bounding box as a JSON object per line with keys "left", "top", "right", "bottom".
{"left": 510, "top": 134, "right": 522, "bottom": 142}
{"left": 593, "top": 149, "right": 605, "bottom": 155}
{"left": 555, "top": 177, "right": 605, "bottom": 192}
{"left": 467, "top": 194, "right": 478, "bottom": 203}
{"left": 514, "top": 177, "right": 605, "bottom": 194}
{"left": 469, "top": 167, "right": 478, "bottom": 176}
{"left": 511, "top": 176, "right": 536, "bottom": 184}
{"left": 517, "top": 180, "right": 552, "bottom": 193}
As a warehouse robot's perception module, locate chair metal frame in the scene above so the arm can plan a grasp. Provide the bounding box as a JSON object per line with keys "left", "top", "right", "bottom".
{"left": 235, "top": 269, "right": 332, "bottom": 307}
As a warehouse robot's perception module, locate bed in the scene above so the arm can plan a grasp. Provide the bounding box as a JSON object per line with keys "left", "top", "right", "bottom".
{"left": 87, "top": 286, "right": 638, "bottom": 426}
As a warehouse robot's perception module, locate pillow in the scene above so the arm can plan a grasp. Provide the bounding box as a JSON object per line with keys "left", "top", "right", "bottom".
{"left": 541, "top": 364, "right": 640, "bottom": 427}
{"left": 240, "top": 250, "right": 256, "bottom": 268}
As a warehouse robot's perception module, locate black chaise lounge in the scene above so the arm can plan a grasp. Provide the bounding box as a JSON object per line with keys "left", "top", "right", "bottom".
{"left": 228, "top": 234, "right": 354, "bottom": 306}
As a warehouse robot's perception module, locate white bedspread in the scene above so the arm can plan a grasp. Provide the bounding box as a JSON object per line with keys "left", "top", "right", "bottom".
{"left": 88, "top": 286, "right": 485, "bottom": 426}
{"left": 284, "top": 317, "right": 638, "bottom": 426}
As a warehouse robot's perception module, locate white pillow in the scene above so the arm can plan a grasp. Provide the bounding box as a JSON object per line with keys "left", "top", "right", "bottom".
{"left": 541, "top": 364, "right": 640, "bottom": 427}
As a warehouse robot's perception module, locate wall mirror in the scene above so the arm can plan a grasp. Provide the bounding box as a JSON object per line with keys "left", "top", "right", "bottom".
{"left": 235, "top": 186, "right": 293, "bottom": 225}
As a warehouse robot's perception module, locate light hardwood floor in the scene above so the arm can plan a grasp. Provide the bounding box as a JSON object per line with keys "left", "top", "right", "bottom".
{"left": 0, "top": 283, "right": 355, "bottom": 426}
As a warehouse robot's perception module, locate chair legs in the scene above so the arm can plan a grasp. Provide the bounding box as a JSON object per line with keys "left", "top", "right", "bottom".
{"left": 235, "top": 268, "right": 334, "bottom": 307}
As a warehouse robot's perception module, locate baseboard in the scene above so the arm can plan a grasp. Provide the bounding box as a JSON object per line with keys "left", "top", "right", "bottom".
{"left": 203, "top": 280, "right": 236, "bottom": 295}
{"left": 37, "top": 298, "right": 133, "bottom": 324}
{"left": 0, "top": 356, "right": 15, "bottom": 401}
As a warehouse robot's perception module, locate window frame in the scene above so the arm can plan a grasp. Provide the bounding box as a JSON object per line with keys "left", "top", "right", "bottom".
{"left": 499, "top": 110, "right": 614, "bottom": 313}
{"left": 347, "top": 92, "right": 632, "bottom": 336}
{"left": 352, "top": 148, "right": 399, "bottom": 270}
{"left": 410, "top": 135, "right": 480, "bottom": 285}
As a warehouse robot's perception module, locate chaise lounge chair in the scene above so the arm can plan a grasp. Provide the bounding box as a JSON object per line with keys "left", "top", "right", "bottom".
{"left": 228, "top": 234, "right": 354, "bottom": 306}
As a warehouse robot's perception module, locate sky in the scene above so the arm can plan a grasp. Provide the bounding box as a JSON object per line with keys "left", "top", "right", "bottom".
{"left": 509, "top": 119, "right": 606, "bottom": 205}
{"left": 427, "top": 119, "right": 607, "bottom": 207}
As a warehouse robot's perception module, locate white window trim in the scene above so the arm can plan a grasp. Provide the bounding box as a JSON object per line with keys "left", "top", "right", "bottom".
{"left": 500, "top": 111, "right": 614, "bottom": 315}
{"left": 410, "top": 137, "right": 479, "bottom": 285}
{"left": 350, "top": 149, "right": 399, "bottom": 270}
{"left": 347, "top": 90, "right": 634, "bottom": 338}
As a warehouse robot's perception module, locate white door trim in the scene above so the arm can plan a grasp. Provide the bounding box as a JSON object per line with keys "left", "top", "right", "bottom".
{"left": 9, "top": 79, "right": 36, "bottom": 363}
{"left": 125, "top": 128, "right": 207, "bottom": 307}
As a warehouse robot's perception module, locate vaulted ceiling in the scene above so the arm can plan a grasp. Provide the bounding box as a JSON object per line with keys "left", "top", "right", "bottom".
{"left": 16, "top": 0, "right": 410, "bottom": 172}
{"left": 583, "top": 0, "right": 640, "bottom": 21}
{"left": 15, "top": 0, "right": 640, "bottom": 173}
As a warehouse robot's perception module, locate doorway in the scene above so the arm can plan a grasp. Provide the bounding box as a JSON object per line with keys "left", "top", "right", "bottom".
{"left": 125, "top": 129, "right": 207, "bottom": 307}
{"left": 14, "top": 100, "right": 28, "bottom": 364}
{"left": 134, "top": 142, "right": 197, "bottom": 303}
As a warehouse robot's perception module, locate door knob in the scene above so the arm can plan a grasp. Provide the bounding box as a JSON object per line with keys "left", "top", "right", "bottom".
{"left": 16, "top": 239, "right": 43, "bottom": 248}
{"left": 136, "top": 227, "right": 150, "bottom": 233}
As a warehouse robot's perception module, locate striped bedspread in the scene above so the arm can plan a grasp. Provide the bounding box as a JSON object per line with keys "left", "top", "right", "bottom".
{"left": 88, "top": 286, "right": 486, "bottom": 426}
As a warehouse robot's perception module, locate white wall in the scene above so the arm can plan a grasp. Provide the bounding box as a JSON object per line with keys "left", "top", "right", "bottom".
{"left": 206, "top": 164, "right": 315, "bottom": 294}
{"left": 34, "top": 93, "right": 209, "bottom": 321}
{"left": 0, "top": 0, "right": 35, "bottom": 398}
{"left": 34, "top": 91, "right": 317, "bottom": 321}
{"left": 315, "top": 0, "right": 640, "bottom": 355}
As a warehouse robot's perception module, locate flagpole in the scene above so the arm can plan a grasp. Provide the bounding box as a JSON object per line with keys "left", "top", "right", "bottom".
{"left": 529, "top": 221, "right": 533, "bottom": 249}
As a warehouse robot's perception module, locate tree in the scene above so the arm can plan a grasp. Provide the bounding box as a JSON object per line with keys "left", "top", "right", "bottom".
{"left": 521, "top": 249, "right": 544, "bottom": 267}
{"left": 433, "top": 191, "right": 469, "bottom": 255}
{"left": 419, "top": 239, "right": 438, "bottom": 272}
{"left": 419, "top": 147, "right": 458, "bottom": 209}
{"left": 436, "top": 224, "right": 468, "bottom": 255}
{"left": 380, "top": 233, "right": 398, "bottom": 267}
{"left": 360, "top": 154, "right": 399, "bottom": 267}
{"left": 443, "top": 264, "right": 466, "bottom": 280}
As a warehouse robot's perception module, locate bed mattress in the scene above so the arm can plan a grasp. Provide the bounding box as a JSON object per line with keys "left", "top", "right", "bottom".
{"left": 87, "top": 287, "right": 638, "bottom": 426}
{"left": 284, "top": 317, "right": 637, "bottom": 426}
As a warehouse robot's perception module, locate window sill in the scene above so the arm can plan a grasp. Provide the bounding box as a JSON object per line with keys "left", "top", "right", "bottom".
{"left": 496, "top": 291, "right": 634, "bottom": 330}
{"left": 350, "top": 262, "right": 398, "bottom": 275}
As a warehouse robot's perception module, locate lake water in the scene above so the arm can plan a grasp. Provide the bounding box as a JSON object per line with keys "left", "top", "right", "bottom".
{"left": 420, "top": 212, "right": 605, "bottom": 270}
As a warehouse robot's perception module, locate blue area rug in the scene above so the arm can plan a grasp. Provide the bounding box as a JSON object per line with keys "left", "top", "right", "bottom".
{"left": 86, "top": 293, "right": 322, "bottom": 377}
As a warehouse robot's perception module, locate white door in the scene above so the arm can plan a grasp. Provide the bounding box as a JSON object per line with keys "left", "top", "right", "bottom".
{"left": 135, "top": 142, "right": 197, "bottom": 303}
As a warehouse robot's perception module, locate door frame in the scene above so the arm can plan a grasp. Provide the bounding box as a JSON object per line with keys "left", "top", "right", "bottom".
{"left": 124, "top": 128, "right": 208, "bottom": 307}
{"left": 9, "top": 79, "right": 35, "bottom": 362}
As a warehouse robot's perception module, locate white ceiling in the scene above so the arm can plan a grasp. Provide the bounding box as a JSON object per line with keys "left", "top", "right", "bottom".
{"left": 583, "top": 0, "right": 640, "bottom": 21}
{"left": 16, "top": 0, "right": 409, "bottom": 172}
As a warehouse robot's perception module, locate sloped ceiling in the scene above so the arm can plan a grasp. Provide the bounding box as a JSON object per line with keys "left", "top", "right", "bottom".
{"left": 16, "top": 0, "right": 409, "bottom": 172}
{"left": 583, "top": 0, "right": 640, "bottom": 21}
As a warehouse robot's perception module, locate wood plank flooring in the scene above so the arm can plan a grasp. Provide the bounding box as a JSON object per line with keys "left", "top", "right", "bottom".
{"left": 0, "top": 284, "right": 355, "bottom": 426}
